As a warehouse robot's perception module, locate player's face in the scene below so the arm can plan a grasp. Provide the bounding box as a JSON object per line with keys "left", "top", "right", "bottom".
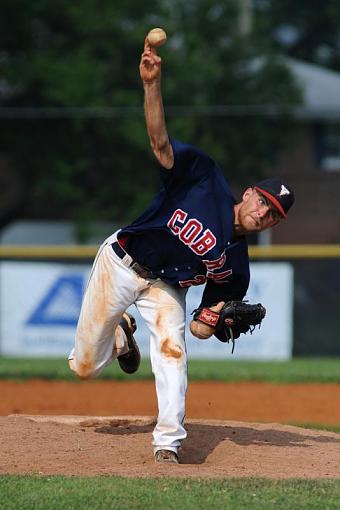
{"left": 237, "top": 189, "right": 281, "bottom": 233}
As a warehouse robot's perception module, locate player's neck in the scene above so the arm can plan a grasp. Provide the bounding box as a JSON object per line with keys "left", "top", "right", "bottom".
{"left": 234, "top": 224, "right": 247, "bottom": 237}
{"left": 233, "top": 204, "right": 246, "bottom": 237}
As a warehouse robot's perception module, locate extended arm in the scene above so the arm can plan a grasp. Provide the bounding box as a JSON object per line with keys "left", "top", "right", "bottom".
{"left": 139, "top": 39, "right": 173, "bottom": 169}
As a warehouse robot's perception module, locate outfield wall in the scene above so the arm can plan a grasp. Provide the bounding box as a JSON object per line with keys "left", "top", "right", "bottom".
{"left": 0, "top": 245, "right": 339, "bottom": 359}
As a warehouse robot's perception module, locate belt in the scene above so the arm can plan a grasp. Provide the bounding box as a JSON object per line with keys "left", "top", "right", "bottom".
{"left": 111, "top": 241, "right": 156, "bottom": 280}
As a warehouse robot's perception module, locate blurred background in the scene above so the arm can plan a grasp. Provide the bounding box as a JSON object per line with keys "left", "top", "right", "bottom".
{"left": 0, "top": 0, "right": 339, "bottom": 361}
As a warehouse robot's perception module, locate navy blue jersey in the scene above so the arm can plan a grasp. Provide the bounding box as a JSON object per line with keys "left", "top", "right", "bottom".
{"left": 119, "top": 138, "right": 250, "bottom": 304}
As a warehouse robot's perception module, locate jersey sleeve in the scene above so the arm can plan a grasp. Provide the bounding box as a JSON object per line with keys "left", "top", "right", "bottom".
{"left": 199, "top": 238, "right": 250, "bottom": 307}
{"left": 199, "top": 276, "right": 249, "bottom": 308}
{"left": 160, "top": 138, "right": 214, "bottom": 186}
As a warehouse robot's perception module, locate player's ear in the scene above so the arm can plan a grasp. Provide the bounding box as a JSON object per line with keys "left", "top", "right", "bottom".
{"left": 242, "top": 187, "right": 253, "bottom": 202}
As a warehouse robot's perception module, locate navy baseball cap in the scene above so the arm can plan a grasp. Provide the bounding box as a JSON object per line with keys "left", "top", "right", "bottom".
{"left": 254, "top": 178, "right": 295, "bottom": 219}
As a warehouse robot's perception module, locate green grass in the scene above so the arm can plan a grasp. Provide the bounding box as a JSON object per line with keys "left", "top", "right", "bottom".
{"left": 1, "top": 360, "right": 340, "bottom": 509}
{"left": 287, "top": 422, "right": 340, "bottom": 434}
{"left": 1, "top": 476, "right": 340, "bottom": 510}
{"left": 1, "top": 356, "right": 340, "bottom": 383}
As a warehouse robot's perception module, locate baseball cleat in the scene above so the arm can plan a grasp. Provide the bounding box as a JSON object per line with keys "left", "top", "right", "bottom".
{"left": 154, "top": 449, "right": 179, "bottom": 464}
{"left": 117, "top": 313, "right": 140, "bottom": 374}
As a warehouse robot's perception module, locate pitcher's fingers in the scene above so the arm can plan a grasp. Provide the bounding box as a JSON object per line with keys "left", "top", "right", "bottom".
{"left": 141, "top": 52, "right": 161, "bottom": 66}
{"left": 144, "top": 36, "right": 152, "bottom": 52}
{"left": 144, "top": 37, "right": 161, "bottom": 57}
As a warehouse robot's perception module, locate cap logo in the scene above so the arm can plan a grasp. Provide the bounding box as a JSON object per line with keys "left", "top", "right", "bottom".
{"left": 279, "top": 185, "right": 290, "bottom": 197}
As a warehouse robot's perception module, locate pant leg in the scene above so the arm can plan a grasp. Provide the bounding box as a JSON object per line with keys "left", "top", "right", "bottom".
{"left": 135, "top": 279, "right": 188, "bottom": 453}
{"left": 69, "top": 238, "right": 148, "bottom": 379}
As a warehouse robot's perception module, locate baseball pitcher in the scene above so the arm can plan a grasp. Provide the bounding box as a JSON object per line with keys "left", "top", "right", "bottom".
{"left": 68, "top": 28, "right": 294, "bottom": 464}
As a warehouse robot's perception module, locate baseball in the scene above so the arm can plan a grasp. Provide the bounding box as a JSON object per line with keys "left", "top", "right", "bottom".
{"left": 146, "top": 28, "right": 167, "bottom": 47}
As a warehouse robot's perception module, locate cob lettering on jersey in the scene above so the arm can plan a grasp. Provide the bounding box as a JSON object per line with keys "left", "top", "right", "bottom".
{"left": 167, "top": 208, "right": 216, "bottom": 256}
{"left": 167, "top": 210, "right": 233, "bottom": 288}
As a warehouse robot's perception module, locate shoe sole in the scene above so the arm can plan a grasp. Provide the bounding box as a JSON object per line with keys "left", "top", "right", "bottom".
{"left": 154, "top": 451, "right": 179, "bottom": 464}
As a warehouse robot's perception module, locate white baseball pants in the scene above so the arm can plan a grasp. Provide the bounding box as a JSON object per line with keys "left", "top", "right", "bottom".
{"left": 69, "top": 232, "right": 188, "bottom": 454}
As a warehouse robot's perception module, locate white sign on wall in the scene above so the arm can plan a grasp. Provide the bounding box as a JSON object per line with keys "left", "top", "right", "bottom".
{"left": 0, "top": 262, "right": 88, "bottom": 357}
{"left": 0, "top": 261, "right": 293, "bottom": 360}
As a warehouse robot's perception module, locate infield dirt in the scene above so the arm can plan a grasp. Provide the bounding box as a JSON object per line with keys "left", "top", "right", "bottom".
{"left": 1, "top": 380, "right": 340, "bottom": 478}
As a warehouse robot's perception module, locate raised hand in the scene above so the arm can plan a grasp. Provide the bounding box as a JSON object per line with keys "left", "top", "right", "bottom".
{"left": 139, "top": 41, "right": 162, "bottom": 83}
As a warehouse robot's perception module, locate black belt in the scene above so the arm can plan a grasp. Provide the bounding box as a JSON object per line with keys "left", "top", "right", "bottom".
{"left": 111, "top": 242, "right": 156, "bottom": 280}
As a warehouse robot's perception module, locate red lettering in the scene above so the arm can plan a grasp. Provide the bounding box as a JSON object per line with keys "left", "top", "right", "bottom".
{"left": 167, "top": 209, "right": 216, "bottom": 256}
{"left": 203, "top": 252, "right": 226, "bottom": 271}
{"left": 179, "top": 219, "right": 202, "bottom": 245}
{"left": 167, "top": 209, "right": 187, "bottom": 235}
{"left": 207, "top": 269, "right": 233, "bottom": 281}
{"left": 179, "top": 275, "right": 207, "bottom": 288}
{"left": 191, "top": 230, "right": 216, "bottom": 255}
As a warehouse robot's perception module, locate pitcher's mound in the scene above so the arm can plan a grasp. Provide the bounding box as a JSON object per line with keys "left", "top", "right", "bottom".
{"left": 1, "top": 415, "right": 340, "bottom": 478}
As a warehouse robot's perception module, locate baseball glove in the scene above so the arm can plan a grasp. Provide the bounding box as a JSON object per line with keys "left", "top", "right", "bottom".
{"left": 191, "top": 300, "right": 266, "bottom": 353}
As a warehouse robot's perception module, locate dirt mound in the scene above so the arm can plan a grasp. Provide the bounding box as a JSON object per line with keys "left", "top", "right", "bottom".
{"left": 1, "top": 415, "right": 339, "bottom": 479}
{"left": 2, "top": 380, "right": 340, "bottom": 424}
